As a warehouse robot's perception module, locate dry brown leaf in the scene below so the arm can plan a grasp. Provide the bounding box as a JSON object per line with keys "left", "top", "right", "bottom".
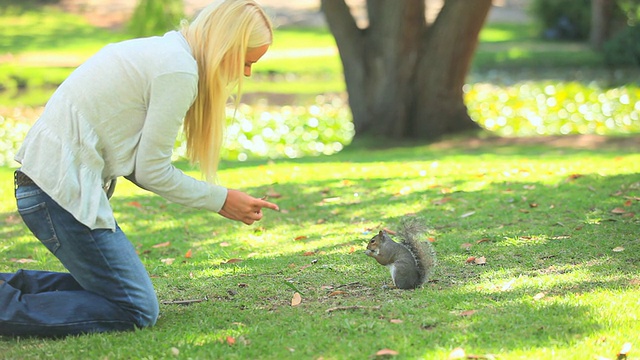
{"left": 185, "top": 249, "right": 192, "bottom": 258}
{"left": 460, "top": 243, "right": 473, "bottom": 251}
{"left": 611, "top": 207, "right": 627, "bottom": 214}
{"left": 226, "top": 336, "right": 236, "bottom": 346}
{"left": 4, "top": 214, "right": 21, "bottom": 225}
{"left": 383, "top": 227, "right": 397, "bottom": 235}
{"left": 432, "top": 197, "right": 453, "bottom": 205}
{"left": 474, "top": 256, "right": 487, "bottom": 265}
{"left": 375, "top": 348, "right": 399, "bottom": 356}
{"left": 294, "top": 235, "right": 308, "bottom": 241}
{"left": 328, "top": 291, "right": 347, "bottom": 297}
{"left": 291, "top": 292, "right": 302, "bottom": 306}
{"left": 152, "top": 241, "right": 171, "bottom": 248}
{"left": 223, "top": 258, "right": 243, "bottom": 264}
{"left": 613, "top": 246, "right": 625, "bottom": 252}
{"left": 266, "top": 189, "right": 283, "bottom": 198}
{"left": 459, "top": 310, "right": 477, "bottom": 317}
{"left": 161, "top": 258, "right": 175, "bottom": 265}
{"left": 465, "top": 256, "right": 476, "bottom": 264}
{"left": 389, "top": 319, "right": 404, "bottom": 324}
{"left": 11, "top": 258, "right": 36, "bottom": 264}
{"left": 302, "top": 251, "right": 315, "bottom": 256}
{"left": 127, "top": 201, "right": 143, "bottom": 208}
{"left": 476, "top": 238, "right": 491, "bottom": 244}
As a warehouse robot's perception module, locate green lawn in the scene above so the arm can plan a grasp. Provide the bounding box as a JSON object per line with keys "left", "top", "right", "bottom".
{"left": 1, "top": 137, "right": 639, "bottom": 359}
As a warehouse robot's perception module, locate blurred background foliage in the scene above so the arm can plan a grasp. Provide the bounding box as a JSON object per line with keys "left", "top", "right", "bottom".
{"left": 0, "top": 0, "right": 639, "bottom": 166}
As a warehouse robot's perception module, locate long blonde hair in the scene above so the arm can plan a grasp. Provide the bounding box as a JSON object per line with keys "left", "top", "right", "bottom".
{"left": 180, "top": 0, "right": 272, "bottom": 181}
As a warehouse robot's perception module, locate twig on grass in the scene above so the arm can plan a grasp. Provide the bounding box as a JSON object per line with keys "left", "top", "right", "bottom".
{"left": 325, "top": 305, "right": 381, "bottom": 313}
{"left": 161, "top": 297, "right": 207, "bottom": 305}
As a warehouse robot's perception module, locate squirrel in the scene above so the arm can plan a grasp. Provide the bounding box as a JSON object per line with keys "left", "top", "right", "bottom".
{"left": 364, "top": 218, "right": 436, "bottom": 289}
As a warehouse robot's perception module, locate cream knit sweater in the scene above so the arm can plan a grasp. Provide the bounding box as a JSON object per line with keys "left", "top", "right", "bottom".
{"left": 16, "top": 31, "right": 228, "bottom": 230}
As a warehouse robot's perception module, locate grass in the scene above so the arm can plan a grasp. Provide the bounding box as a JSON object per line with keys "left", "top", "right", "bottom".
{"left": 1, "top": 137, "right": 640, "bottom": 359}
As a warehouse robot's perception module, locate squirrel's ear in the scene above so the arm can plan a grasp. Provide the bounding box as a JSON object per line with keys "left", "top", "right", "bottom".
{"left": 379, "top": 230, "right": 385, "bottom": 236}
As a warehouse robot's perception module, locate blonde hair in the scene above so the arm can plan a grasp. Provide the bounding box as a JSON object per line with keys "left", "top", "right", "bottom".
{"left": 180, "top": 0, "right": 272, "bottom": 181}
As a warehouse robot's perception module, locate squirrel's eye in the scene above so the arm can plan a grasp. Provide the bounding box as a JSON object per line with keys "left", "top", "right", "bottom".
{"left": 369, "top": 239, "right": 375, "bottom": 243}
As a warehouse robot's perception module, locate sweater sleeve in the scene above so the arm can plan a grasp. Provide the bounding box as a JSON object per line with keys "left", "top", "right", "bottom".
{"left": 132, "top": 71, "right": 228, "bottom": 212}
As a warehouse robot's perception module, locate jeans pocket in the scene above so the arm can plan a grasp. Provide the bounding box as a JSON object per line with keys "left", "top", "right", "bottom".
{"left": 18, "top": 202, "right": 61, "bottom": 254}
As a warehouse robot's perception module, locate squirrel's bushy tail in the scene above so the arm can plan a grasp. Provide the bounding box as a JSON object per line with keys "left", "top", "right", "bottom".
{"left": 397, "top": 217, "right": 437, "bottom": 284}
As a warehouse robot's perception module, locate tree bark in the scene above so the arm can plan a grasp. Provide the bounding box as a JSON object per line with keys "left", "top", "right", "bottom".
{"left": 590, "top": 0, "right": 614, "bottom": 50}
{"left": 321, "top": 0, "right": 492, "bottom": 140}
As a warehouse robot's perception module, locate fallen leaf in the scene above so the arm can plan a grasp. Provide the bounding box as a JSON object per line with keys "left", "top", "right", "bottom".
{"left": 459, "top": 310, "right": 477, "bottom": 317}
{"left": 432, "top": 197, "right": 453, "bottom": 205}
{"left": 291, "top": 292, "right": 302, "bottom": 306}
{"left": 474, "top": 256, "right": 487, "bottom": 265}
{"left": 460, "top": 211, "right": 476, "bottom": 218}
{"left": 127, "top": 201, "right": 143, "bottom": 208}
{"left": 389, "top": 319, "right": 404, "bottom": 324}
{"left": 161, "top": 258, "right": 175, "bottom": 265}
{"left": 383, "top": 227, "right": 397, "bottom": 235}
{"left": 460, "top": 243, "right": 473, "bottom": 251}
{"left": 302, "top": 251, "right": 315, "bottom": 256}
{"left": 611, "top": 208, "right": 627, "bottom": 214}
{"left": 223, "top": 258, "right": 243, "bottom": 264}
{"left": 12, "top": 258, "right": 37, "bottom": 264}
{"left": 152, "top": 241, "right": 171, "bottom": 248}
{"left": 170, "top": 347, "right": 180, "bottom": 356}
{"left": 465, "top": 256, "right": 476, "bottom": 264}
{"left": 375, "top": 349, "right": 399, "bottom": 356}
{"left": 220, "top": 242, "right": 230, "bottom": 247}
{"left": 294, "top": 235, "right": 308, "bottom": 241}
{"left": 448, "top": 347, "right": 466, "bottom": 359}
{"left": 476, "top": 238, "right": 491, "bottom": 244}
{"left": 533, "top": 292, "right": 546, "bottom": 301}
{"left": 618, "top": 342, "right": 632, "bottom": 357}
{"left": 226, "top": 336, "right": 236, "bottom": 346}
{"left": 185, "top": 249, "right": 192, "bottom": 258}
{"left": 501, "top": 279, "right": 516, "bottom": 291}
{"left": 4, "top": 214, "right": 21, "bottom": 225}
{"left": 328, "top": 291, "right": 347, "bottom": 297}
{"left": 612, "top": 246, "right": 625, "bottom": 252}
{"left": 266, "top": 189, "right": 282, "bottom": 198}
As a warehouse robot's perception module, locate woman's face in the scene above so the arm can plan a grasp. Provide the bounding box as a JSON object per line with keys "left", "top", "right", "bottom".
{"left": 244, "top": 44, "right": 269, "bottom": 77}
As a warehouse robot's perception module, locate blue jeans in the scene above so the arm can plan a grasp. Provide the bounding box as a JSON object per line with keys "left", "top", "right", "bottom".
{"left": 0, "top": 181, "right": 159, "bottom": 337}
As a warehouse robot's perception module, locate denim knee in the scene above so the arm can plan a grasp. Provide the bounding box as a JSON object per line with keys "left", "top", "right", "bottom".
{"left": 131, "top": 292, "right": 159, "bottom": 328}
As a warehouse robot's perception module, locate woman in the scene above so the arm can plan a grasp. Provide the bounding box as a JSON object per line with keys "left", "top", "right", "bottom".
{"left": 0, "top": 0, "right": 278, "bottom": 337}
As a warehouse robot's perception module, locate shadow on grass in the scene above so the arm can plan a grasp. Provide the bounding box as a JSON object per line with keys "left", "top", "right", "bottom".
{"left": 1, "top": 139, "right": 637, "bottom": 356}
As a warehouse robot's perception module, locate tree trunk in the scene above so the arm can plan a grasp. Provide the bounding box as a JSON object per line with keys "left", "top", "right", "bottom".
{"left": 320, "top": 0, "right": 492, "bottom": 140}
{"left": 590, "top": 0, "right": 614, "bottom": 50}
